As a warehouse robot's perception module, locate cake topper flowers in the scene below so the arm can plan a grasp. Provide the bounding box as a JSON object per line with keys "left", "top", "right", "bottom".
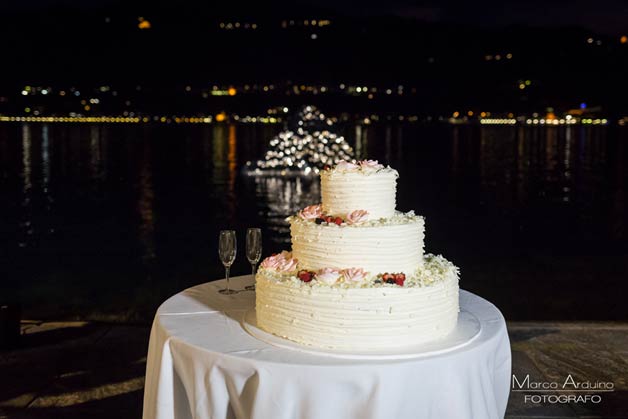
{"left": 342, "top": 267, "right": 369, "bottom": 283}
{"left": 298, "top": 204, "right": 323, "bottom": 220}
{"left": 358, "top": 159, "right": 384, "bottom": 171}
{"left": 335, "top": 160, "right": 359, "bottom": 171}
{"left": 261, "top": 251, "right": 298, "bottom": 272}
{"left": 278, "top": 257, "right": 298, "bottom": 272}
{"left": 346, "top": 210, "right": 369, "bottom": 225}
{"left": 328, "top": 159, "right": 385, "bottom": 173}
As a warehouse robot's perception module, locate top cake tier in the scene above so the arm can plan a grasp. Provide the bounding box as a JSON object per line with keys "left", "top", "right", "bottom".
{"left": 320, "top": 161, "right": 399, "bottom": 219}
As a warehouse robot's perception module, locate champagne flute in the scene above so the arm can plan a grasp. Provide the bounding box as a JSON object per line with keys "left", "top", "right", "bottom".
{"left": 218, "top": 230, "right": 238, "bottom": 295}
{"left": 245, "top": 228, "right": 262, "bottom": 291}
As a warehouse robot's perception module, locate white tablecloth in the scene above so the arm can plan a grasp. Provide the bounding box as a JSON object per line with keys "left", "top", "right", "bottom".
{"left": 143, "top": 275, "right": 511, "bottom": 419}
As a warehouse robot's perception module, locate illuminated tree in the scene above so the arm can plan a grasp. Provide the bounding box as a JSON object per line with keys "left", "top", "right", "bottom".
{"left": 245, "top": 106, "right": 354, "bottom": 176}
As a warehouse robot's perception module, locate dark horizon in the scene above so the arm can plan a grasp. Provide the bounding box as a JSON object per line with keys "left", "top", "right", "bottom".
{"left": 2, "top": 0, "right": 627, "bottom": 36}
{"left": 1, "top": 0, "right": 627, "bottom": 117}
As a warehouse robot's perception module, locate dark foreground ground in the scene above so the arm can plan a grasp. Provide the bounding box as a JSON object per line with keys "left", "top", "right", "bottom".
{"left": 0, "top": 321, "right": 627, "bottom": 418}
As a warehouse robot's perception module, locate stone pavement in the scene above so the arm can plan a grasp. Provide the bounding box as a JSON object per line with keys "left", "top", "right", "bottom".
{"left": 0, "top": 321, "right": 627, "bottom": 418}
{"left": 506, "top": 322, "right": 628, "bottom": 418}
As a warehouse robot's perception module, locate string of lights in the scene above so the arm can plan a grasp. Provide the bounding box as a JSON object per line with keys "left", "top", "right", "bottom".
{"left": 245, "top": 106, "right": 354, "bottom": 177}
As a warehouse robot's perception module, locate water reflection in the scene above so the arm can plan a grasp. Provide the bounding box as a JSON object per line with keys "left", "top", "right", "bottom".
{"left": 212, "top": 125, "right": 227, "bottom": 173}
{"left": 251, "top": 176, "right": 320, "bottom": 243}
{"left": 450, "top": 125, "right": 621, "bottom": 236}
{"left": 384, "top": 125, "right": 392, "bottom": 163}
{"left": 355, "top": 125, "right": 367, "bottom": 159}
{"left": 42, "top": 125, "right": 50, "bottom": 189}
{"left": 210, "top": 124, "right": 238, "bottom": 223}
{"left": 21, "top": 124, "right": 32, "bottom": 197}
{"left": 89, "top": 125, "right": 106, "bottom": 181}
{"left": 20, "top": 124, "right": 32, "bottom": 248}
{"left": 396, "top": 126, "right": 403, "bottom": 162}
{"left": 136, "top": 144, "right": 156, "bottom": 268}
{"left": 41, "top": 124, "right": 54, "bottom": 236}
{"left": 228, "top": 124, "right": 237, "bottom": 194}
{"left": 0, "top": 122, "right": 626, "bottom": 321}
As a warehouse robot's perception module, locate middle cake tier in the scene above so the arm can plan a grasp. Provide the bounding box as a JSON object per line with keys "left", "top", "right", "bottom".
{"left": 290, "top": 212, "right": 425, "bottom": 275}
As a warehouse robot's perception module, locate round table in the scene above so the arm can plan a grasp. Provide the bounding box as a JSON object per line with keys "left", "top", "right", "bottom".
{"left": 143, "top": 275, "right": 511, "bottom": 419}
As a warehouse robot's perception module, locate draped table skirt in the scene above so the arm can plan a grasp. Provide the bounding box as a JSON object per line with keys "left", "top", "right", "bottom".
{"left": 143, "top": 275, "right": 511, "bottom": 419}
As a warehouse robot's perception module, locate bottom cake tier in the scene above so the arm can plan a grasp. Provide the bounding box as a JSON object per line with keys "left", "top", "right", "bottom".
{"left": 255, "top": 254, "right": 460, "bottom": 351}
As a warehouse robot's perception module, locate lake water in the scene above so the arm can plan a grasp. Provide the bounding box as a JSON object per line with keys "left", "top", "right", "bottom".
{"left": 1, "top": 122, "right": 626, "bottom": 322}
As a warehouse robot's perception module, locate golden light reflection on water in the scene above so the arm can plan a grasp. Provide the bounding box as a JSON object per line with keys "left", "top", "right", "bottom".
{"left": 228, "top": 124, "right": 237, "bottom": 195}
{"left": 212, "top": 124, "right": 226, "bottom": 176}
{"left": 458, "top": 125, "right": 618, "bottom": 212}
{"left": 210, "top": 124, "right": 239, "bottom": 223}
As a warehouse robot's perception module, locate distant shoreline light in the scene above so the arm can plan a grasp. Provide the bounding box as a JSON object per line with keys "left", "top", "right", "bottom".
{"left": 0, "top": 115, "right": 281, "bottom": 124}
{"left": 0, "top": 115, "right": 613, "bottom": 126}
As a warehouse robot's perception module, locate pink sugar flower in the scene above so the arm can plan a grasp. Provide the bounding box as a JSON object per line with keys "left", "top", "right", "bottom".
{"left": 277, "top": 256, "right": 299, "bottom": 272}
{"left": 261, "top": 251, "right": 298, "bottom": 272}
{"left": 346, "top": 210, "right": 369, "bottom": 225}
{"left": 298, "top": 204, "right": 323, "bottom": 220}
{"left": 316, "top": 267, "right": 341, "bottom": 285}
{"left": 342, "top": 267, "right": 369, "bottom": 283}
{"left": 359, "top": 159, "right": 384, "bottom": 171}
{"left": 260, "top": 254, "right": 282, "bottom": 269}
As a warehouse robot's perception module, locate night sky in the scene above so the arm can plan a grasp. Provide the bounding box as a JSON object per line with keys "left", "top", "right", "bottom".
{"left": 1, "top": 0, "right": 626, "bottom": 35}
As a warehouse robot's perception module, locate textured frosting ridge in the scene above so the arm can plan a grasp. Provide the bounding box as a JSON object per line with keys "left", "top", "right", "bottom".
{"left": 290, "top": 213, "right": 424, "bottom": 275}
{"left": 256, "top": 256, "right": 459, "bottom": 350}
{"left": 320, "top": 167, "right": 398, "bottom": 219}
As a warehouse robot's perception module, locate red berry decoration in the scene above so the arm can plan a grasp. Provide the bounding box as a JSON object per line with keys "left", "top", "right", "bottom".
{"left": 394, "top": 273, "right": 406, "bottom": 286}
{"left": 333, "top": 217, "right": 343, "bottom": 225}
{"left": 298, "top": 270, "right": 314, "bottom": 282}
{"left": 324, "top": 216, "right": 334, "bottom": 223}
{"left": 382, "top": 273, "right": 395, "bottom": 284}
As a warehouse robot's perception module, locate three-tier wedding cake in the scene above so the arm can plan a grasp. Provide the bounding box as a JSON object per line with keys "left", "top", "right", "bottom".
{"left": 255, "top": 160, "right": 460, "bottom": 350}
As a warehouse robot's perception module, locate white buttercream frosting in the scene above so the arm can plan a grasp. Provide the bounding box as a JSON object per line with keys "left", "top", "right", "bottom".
{"left": 290, "top": 213, "right": 424, "bottom": 275}
{"left": 254, "top": 160, "right": 461, "bottom": 351}
{"left": 256, "top": 255, "right": 460, "bottom": 350}
{"left": 320, "top": 166, "right": 398, "bottom": 219}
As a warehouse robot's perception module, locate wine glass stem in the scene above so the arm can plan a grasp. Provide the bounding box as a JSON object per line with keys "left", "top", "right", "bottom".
{"left": 225, "top": 266, "right": 230, "bottom": 292}
{"left": 251, "top": 263, "right": 256, "bottom": 277}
